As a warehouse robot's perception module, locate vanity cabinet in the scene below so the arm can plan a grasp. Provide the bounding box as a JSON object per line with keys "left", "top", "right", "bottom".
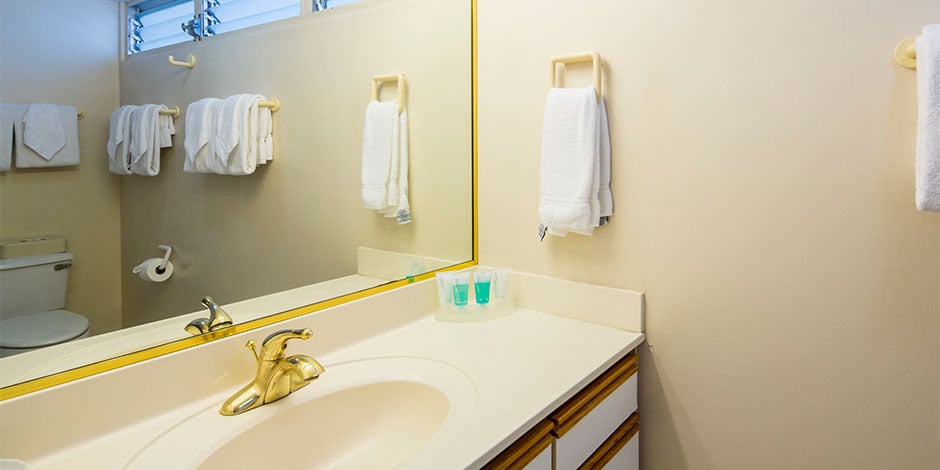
{"left": 484, "top": 350, "right": 639, "bottom": 470}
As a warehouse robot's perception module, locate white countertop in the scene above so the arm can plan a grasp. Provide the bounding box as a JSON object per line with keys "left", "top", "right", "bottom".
{"left": 27, "top": 308, "right": 643, "bottom": 469}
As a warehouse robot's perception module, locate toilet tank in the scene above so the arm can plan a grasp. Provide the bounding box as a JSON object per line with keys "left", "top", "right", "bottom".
{"left": 0, "top": 252, "right": 74, "bottom": 321}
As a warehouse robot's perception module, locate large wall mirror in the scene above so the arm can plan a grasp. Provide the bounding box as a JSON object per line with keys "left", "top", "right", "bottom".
{"left": 0, "top": 0, "right": 474, "bottom": 395}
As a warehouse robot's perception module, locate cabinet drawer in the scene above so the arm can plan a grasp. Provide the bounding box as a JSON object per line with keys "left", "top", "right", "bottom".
{"left": 550, "top": 352, "right": 638, "bottom": 470}
{"left": 483, "top": 420, "right": 554, "bottom": 470}
{"left": 579, "top": 413, "right": 640, "bottom": 470}
{"left": 602, "top": 432, "right": 639, "bottom": 470}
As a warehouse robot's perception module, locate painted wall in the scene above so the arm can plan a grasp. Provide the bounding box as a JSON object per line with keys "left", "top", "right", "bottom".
{"left": 478, "top": 1, "right": 939, "bottom": 468}
{"left": 0, "top": 0, "right": 122, "bottom": 334}
{"left": 119, "top": 0, "right": 471, "bottom": 326}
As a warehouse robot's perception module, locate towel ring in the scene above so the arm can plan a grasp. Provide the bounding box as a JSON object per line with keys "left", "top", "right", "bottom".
{"left": 371, "top": 73, "right": 406, "bottom": 113}
{"left": 550, "top": 51, "right": 602, "bottom": 101}
{"left": 894, "top": 37, "right": 917, "bottom": 70}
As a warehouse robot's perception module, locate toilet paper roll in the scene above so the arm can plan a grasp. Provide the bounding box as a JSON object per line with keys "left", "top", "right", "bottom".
{"left": 132, "top": 258, "right": 174, "bottom": 282}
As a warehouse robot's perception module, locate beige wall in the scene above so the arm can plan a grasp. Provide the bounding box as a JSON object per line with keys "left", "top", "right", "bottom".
{"left": 119, "top": 0, "right": 471, "bottom": 326}
{"left": 0, "top": 0, "right": 122, "bottom": 334}
{"left": 478, "top": 1, "right": 939, "bottom": 468}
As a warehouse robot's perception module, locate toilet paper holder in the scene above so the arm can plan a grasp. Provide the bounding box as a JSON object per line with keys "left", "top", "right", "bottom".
{"left": 156, "top": 245, "right": 172, "bottom": 272}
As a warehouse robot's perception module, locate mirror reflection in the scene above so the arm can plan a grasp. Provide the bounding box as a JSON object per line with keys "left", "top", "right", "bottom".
{"left": 0, "top": 0, "right": 472, "bottom": 389}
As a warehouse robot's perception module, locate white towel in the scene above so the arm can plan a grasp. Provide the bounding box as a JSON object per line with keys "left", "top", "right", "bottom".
{"left": 916, "top": 24, "right": 940, "bottom": 212}
{"left": 107, "top": 105, "right": 136, "bottom": 174}
{"left": 539, "top": 87, "right": 600, "bottom": 236}
{"left": 159, "top": 110, "right": 176, "bottom": 149}
{"left": 129, "top": 104, "right": 162, "bottom": 176}
{"left": 258, "top": 104, "right": 274, "bottom": 165}
{"left": 13, "top": 104, "right": 79, "bottom": 168}
{"left": 22, "top": 103, "right": 66, "bottom": 160}
{"left": 0, "top": 103, "right": 14, "bottom": 172}
{"left": 598, "top": 99, "right": 613, "bottom": 221}
{"left": 184, "top": 98, "right": 220, "bottom": 173}
{"left": 361, "top": 100, "right": 398, "bottom": 209}
{"left": 384, "top": 109, "right": 412, "bottom": 224}
{"left": 212, "top": 93, "right": 261, "bottom": 175}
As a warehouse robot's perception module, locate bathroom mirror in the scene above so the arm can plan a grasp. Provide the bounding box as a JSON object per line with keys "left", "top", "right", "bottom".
{"left": 0, "top": 0, "right": 475, "bottom": 395}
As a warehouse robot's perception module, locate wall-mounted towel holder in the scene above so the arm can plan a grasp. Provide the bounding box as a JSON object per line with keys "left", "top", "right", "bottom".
{"left": 77, "top": 111, "right": 85, "bottom": 120}
{"left": 894, "top": 37, "right": 917, "bottom": 69}
{"left": 168, "top": 53, "right": 196, "bottom": 69}
{"left": 259, "top": 97, "right": 281, "bottom": 112}
{"left": 160, "top": 106, "right": 181, "bottom": 118}
{"left": 371, "top": 74, "right": 406, "bottom": 113}
{"left": 551, "top": 51, "right": 602, "bottom": 101}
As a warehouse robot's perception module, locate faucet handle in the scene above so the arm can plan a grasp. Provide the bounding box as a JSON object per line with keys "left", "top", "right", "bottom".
{"left": 201, "top": 296, "right": 233, "bottom": 331}
{"left": 245, "top": 340, "right": 260, "bottom": 363}
{"left": 259, "top": 328, "right": 313, "bottom": 361}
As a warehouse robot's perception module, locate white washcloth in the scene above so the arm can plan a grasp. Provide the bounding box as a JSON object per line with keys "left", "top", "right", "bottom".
{"left": 184, "top": 98, "right": 220, "bottom": 173}
{"left": 0, "top": 103, "right": 14, "bottom": 172}
{"left": 13, "top": 104, "right": 79, "bottom": 168}
{"left": 107, "top": 105, "right": 136, "bottom": 174}
{"left": 916, "top": 24, "right": 940, "bottom": 212}
{"left": 22, "top": 103, "right": 66, "bottom": 160}
{"left": 212, "top": 94, "right": 260, "bottom": 175}
{"left": 361, "top": 100, "right": 398, "bottom": 209}
{"left": 539, "top": 87, "right": 600, "bottom": 235}
{"left": 129, "top": 104, "right": 161, "bottom": 176}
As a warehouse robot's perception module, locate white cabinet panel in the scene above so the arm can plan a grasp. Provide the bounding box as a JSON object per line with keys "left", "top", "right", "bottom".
{"left": 554, "top": 374, "right": 638, "bottom": 469}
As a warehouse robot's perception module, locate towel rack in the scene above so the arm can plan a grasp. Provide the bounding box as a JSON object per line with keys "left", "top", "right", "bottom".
{"left": 550, "top": 52, "right": 602, "bottom": 101}
{"left": 371, "top": 74, "right": 406, "bottom": 113}
{"left": 259, "top": 97, "right": 281, "bottom": 112}
{"left": 168, "top": 53, "right": 196, "bottom": 69}
{"left": 160, "top": 106, "right": 181, "bottom": 118}
{"left": 77, "top": 111, "right": 85, "bottom": 120}
{"left": 894, "top": 37, "right": 917, "bottom": 69}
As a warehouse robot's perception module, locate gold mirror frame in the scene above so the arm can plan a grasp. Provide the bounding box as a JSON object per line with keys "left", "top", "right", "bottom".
{"left": 0, "top": 0, "right": 478, "bottom": 401}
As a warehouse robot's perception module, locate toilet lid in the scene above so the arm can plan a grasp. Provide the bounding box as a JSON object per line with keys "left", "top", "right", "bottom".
{"left": 0, "top": 310, "right": 89, "bottom": 349}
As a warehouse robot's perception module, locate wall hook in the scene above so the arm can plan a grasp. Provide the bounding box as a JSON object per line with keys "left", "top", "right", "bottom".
{"left": 894, "top": 37, "right": 917, "bottom": 70}
{"left": 168, "top": 53, "right": 196, "bottom": 69}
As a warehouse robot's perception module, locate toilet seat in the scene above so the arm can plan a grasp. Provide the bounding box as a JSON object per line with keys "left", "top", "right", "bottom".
{"left": 0, "top": 310, "right": 89, "bottom": 349}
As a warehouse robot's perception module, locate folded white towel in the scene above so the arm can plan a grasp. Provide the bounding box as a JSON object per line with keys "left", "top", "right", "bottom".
{"left": 383, "top": 108, "right": 412, "bottom": 224}
{"left": 0, "top": 103, "right": 14, "bottom": 172}
{"left": 598, "top": 99, "right": 613, "bottom": 221}
{"left": 159, "top": 110, "right": 176, "bottom": 149}
{"left": 539, "top": 87, "right": 600, "bottom": 235}
{"left": 129, "top": 104, "right": 162, "bottom": 176}
{"left": 13, "top": 104, "right": 79, "bottom": 168}
{"left": 184, "top": 98, "right": 220, "bottom": 173}
{"left": 361, "top": 100, "right": 398, "bottom": 209}
{"left": 916, "top": 24, "right": 940, "bottom": 212}
{"left": 258, "top": 104, "right": 274, "bottom": 165}
{"left": 23, "top": 103, "right": 66, "bottom": 160}
{"left": 108, "top": 105, "right": 136, "bottom": 174}
{"left": 213, "top": 94, "right": 262, "bottom": 175}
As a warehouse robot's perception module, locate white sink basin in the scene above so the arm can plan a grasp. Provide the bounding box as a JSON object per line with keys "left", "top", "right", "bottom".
{"left": 125, "top": 357, "right": 477, "bottom": 469}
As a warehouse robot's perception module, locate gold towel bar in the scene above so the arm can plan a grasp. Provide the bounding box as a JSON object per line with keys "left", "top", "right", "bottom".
{"left": 159, "top": 106, "right": 181, "bottom": 118}
{"left": 371, "top": 74, "right": 406, "bottom": 113}
{"left": 551, "top": 52, "right": 602, "bottom": 101}
{"left": 259, "top": 97, "right": 280, "bottom": 112}
{"left": 894, "top": 37, "right": 917, "bottom": 70}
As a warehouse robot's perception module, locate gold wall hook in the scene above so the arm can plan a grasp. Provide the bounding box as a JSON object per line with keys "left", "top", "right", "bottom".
{"left": 168, "top": 53, "right": 196, "bottom": 69}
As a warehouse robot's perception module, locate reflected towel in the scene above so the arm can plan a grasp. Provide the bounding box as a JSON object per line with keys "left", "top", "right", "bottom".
{"left": 129, "top": 104, "right": 162, "bottom": 176}
{"left": 184, "top": 98, "right": 220, "bottom": 173}
{"left": 108, "top": 105, "right": 136, "bottom": 174}
{"left": 0, "top": 103, "right": 14, "bottom": 172}
{"left": 13, "top": 104, "right": 79, "bottom": 168}
{"left": 361, "top": 100, "right": 398, "bottom": 209}
{"left": 916, "top": 24, "right": 940, "bottom": 212}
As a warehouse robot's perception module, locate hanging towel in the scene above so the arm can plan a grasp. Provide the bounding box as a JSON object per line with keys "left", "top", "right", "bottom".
{"left": 383, "top": 108, "right": 411, "bottom": 224}
{"left": 0, "top": 103, "right": 14, "bottom": 172}
{"left": 598, "top": 99, "right": 613, "bottom": 222}
{"left": 159, "top": 109, "right": 176, "bottom": 149}
{"left": 361, "top": 100, "right": 398, "bottom": 210}
{"left": 107, "top": 105, "right": 137, "bottom": 174}
{"left": 13, "top": 104, "right": 79, "bottom": 168}
{"left": 212, "top": 93, "right": 262, "bottom": 175}
{"left": 916, "top": 24, "right": 940, "bottom": 212}
{"left": 257, "top": 104, "right": 274, "bottom": 165}
{"left": 184, "top": 98, "right": 220, "bottom": 173}
{"left": 129, "top": 104, "right": 162, "bottom": 176}
{"left": 539, "top": 87, "right": 600, "bottom": 236}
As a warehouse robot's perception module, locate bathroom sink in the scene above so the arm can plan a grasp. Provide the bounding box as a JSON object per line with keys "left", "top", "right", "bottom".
{"left": 125, "top": 357, "right": 476, "bottom": 469}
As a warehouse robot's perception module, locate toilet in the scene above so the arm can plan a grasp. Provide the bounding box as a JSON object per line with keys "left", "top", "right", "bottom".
{"left": 0, "top": 250, "right": 91, "bottom": 357}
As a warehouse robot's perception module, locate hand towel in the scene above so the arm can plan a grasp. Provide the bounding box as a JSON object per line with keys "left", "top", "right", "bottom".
{"left": 129, "top": 104, "right": 161, "bottom": 176}
{"left": 598, "top": 99, "right": 613, "bottom": 221}
{"left": 13, "top": 104, "right": 79, "bottom": 168}
{"left": 159, "top": 110, "right": 176, "bottom": 149}
{"left": 361, "top": 100, "right": 398, "bottom": 209}
{"left": 539, "top": 87, "right": 600, "bottom": 235}
{"left": 184, "top": 98, "right": 220, "bottom": 173}
{"left": 386, "top": 109, "right": 412, "bottom": 224}
{"left": 22, "top": 103, "right": 66, "bottom": 160}
{"left": 0, "top": 103, "right": 14, "bottom": 172}
{"left": 212, "top": 93, "right": 260, "bottom": 175}
{"left": 257, "top": 104, "right": 274, "bottom": 165}
{"left": 916, "top": 24, "right": 940, "bottom": 212}
{"left": 107, "top": 105, "right": 136, "bottom": 174}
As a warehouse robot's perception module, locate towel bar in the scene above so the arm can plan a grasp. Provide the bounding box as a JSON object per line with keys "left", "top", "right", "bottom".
{"left": 551, "top": 52, "right": 602, "bottom": 101}
{"left": 77, "top": 111, "right": 85, "bottom": 120}
{"left": 894, "top": 37, "right": 917, "bottom": 69}
{"left": 259, "top": 97, "right": 280, "bottom": 112}
{"left": 159, "top": 106, "right": 181, "bottom": 118}
{"left": 371, "top": 74, "right": 406, "bottom": 113}
{"left": 168, "top": 53, "right": 196, "bottom": 69}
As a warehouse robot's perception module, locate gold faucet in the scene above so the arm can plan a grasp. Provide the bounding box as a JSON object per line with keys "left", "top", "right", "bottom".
{"left": 185, "top": 296, "right": 233, "bottom": 335}
{"left": 219, "top": 328, "right": 325, "bottom": 416}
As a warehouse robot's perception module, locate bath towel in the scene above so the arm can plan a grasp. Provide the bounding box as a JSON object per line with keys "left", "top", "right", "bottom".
{"left": 108, "top": 105, "right": 136, "bottom": 174}
{"left": 916, "top": 24, "right": 940, "bottom": 212}
{"left": 129, "top": 104, "right": 162, "bottom": 176}
{"left": 13, "top": 104, "right": 80, "bottom": 168}
{"left": 0, "top": 103, "right": 14, "bottom": 172}
{"left": 212, "top": 93, "right": 264, "bottom": 175}
{"left": 184, "top": 98, "right": 220, "bottom": 173}
{"left": 361, "top": 100, "right": 398, "bottom": 210}
{"left": 539, "top": 87, "right": 600, "bottom": 235}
